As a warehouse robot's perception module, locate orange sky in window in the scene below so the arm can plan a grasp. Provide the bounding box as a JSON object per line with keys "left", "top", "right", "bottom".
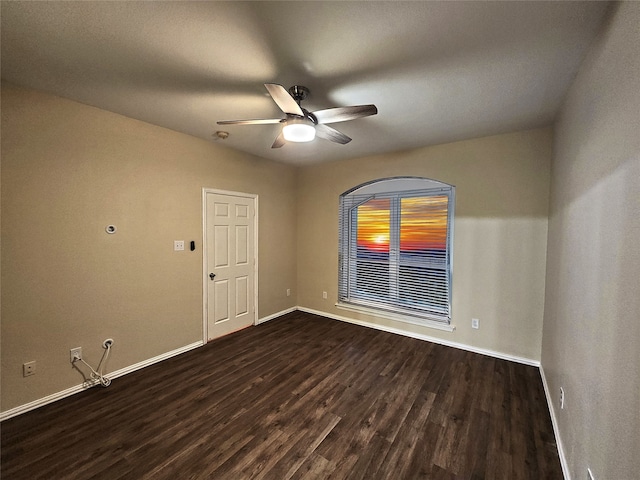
{"left": 357, "top": 196, "right": 448, "bottom": 252}
{"left": 357, "top": 198, "right": 391, "bottom": 252}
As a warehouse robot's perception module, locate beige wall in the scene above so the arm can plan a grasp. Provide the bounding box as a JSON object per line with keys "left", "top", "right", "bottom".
{"left": 1, "top": 84, "right": 297, "bottom": 412}
{"left": 542, "top": 2, "right": 640, "bottom": 479}
{"left": 3, "top": 6, "right": 637, "bottom": 472}
{"left": 1, "top": 85, "right": 553, "bottom": 415}
{"left": 296, "top": 128, "right": 551, "bottom": 362}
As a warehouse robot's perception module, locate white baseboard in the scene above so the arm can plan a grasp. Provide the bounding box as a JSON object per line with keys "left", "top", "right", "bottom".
{"left": 257, "top": 306, "right": 297, "bottom": 325}
{"left": 3, "top": 308, "right": 297, "bottom": 421}
{"left": 298, "top": 306, "right": 540, "bottom": 367}
{"left": 1, "top": 307, "right": 540, "bottom": 422}
{"left": 0, "top": 341, "right": 203, "bottom": 422}
{"left": 539, "top": 365, "right": 570, "bottom": 480}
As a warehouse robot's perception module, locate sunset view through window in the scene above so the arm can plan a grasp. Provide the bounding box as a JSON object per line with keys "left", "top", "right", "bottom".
{"left": 356, "top": 195, "right": 449, "bottom": 255}
{"left": 339, "top": 177, "right": 454, "bottom": 323}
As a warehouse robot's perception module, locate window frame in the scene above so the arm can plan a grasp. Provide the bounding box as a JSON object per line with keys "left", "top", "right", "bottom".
{"left": 338, "top": 177, "right": 455, "bottom": 327}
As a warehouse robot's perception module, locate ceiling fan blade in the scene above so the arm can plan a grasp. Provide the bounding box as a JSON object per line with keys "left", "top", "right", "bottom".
{"left": 315, "top": 124, "right": 352, "bottom": 144}
{"left": 313, "top": 105, "right": 378, "bottom": 124}
{"left": 271, "top": 131, "right": 286, "bottom": 148}
{"left": 217, "top": 118, "right": 282, "bottom": 125}
{"left": 265, "top": 84, "right": 304, "bottom": 117}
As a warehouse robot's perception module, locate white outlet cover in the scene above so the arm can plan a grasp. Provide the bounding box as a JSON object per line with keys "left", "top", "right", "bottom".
{"left": 174, "top": 240, "right": 185, "bottom": 251}
{"left": 23, "top": 362, "right": 36, "bottom": 376}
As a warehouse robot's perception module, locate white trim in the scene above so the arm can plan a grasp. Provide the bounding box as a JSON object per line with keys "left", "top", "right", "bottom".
{"left": 336, "top": 302, "right": 455, "bottom": 332}
{"left": 539, "top": 365, "right": 570, "bottom": 480}
{"left": 202, "top": 188, "right": 259, "bottom": 342}
{"left": 202, "top": 188, "right": 208, "bottom": 343}
{"left": 299, "top": 306, "right": 539, "bottom": 367}
{"left": 1, "top": 341, "right": 203, "bottom": 422}
{"left": 257, "top": 307, "right": 297, "bottom": 325}
{"left": 254, "top": 196, "right": 259, "bottom": 324}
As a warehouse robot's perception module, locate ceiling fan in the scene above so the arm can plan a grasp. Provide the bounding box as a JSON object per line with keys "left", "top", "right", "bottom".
{"left": 217, "top": 84, "right": 378, "bottom": 148}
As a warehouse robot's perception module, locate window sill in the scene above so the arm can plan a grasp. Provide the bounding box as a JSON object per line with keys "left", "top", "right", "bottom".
{"left": 335, "top": 302, "right": 456, "bottom": 333}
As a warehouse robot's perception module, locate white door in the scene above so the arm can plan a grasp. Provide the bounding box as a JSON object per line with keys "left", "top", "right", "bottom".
{"left": 204, "top": 190, "right": 256, "bottom": 341}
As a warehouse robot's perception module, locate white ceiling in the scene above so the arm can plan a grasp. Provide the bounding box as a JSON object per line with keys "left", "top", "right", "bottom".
{"left": 1, "top": 1, "right": 610, "bottom": 165}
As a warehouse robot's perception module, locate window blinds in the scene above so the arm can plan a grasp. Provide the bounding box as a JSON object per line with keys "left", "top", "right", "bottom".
{"left": 339, "top": 185, "right": 453, "bottom": 323}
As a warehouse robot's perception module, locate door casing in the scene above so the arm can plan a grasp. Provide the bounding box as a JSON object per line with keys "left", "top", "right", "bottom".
{"left": 202, "top": 188, "right": 258, "bottom": 342}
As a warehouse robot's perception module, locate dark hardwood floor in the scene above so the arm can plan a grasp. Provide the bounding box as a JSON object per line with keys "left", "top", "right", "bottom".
{"left": 1, "top": 311, "right": 562, "bottom": 479}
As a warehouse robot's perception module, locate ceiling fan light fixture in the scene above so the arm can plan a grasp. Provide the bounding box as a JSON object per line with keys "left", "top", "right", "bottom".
{"left": 282, "top": 118, "right": 316, "bottom": 142}
{"left": 217, "top": 84, "right": 377, "bottom": 148}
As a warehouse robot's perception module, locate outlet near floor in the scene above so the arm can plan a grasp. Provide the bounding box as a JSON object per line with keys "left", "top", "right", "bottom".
{"left": 70, "top": 347, "right": 82, "bottom": 363}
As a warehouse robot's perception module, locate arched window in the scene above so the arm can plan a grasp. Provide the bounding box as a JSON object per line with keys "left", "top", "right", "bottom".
{"left": 338, "top": 177, "right": 454, "bottom": 324}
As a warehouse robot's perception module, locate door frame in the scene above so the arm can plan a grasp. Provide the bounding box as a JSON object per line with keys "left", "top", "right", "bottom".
{"left": 202, "top": 188, "right": 259, "bottom": 343}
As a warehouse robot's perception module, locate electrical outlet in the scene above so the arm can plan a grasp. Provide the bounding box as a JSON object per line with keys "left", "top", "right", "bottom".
{"left": 23, "top": 361, "right": 36, "bottom": 377}
{"left": 286, "top": 288, "right": 291, "bottom": 297}
{"left": 70, "top": 347, "right": 82, "bottom": 363}
{"left": 322, "top": 291, "right": 328, "bottom": 299}
{"left": 560, "top": 387, "right": 565, "bottom": 410}
{"left": 472, "top": 318, "right": 479, "bottom": 329}
{"left": 174, "top": 240, "right": 185, "bottom": 251}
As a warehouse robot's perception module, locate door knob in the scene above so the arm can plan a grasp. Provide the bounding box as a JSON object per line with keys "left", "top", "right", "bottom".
{"left": 209, "top": 273, "right": 216, "bottom": 280}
